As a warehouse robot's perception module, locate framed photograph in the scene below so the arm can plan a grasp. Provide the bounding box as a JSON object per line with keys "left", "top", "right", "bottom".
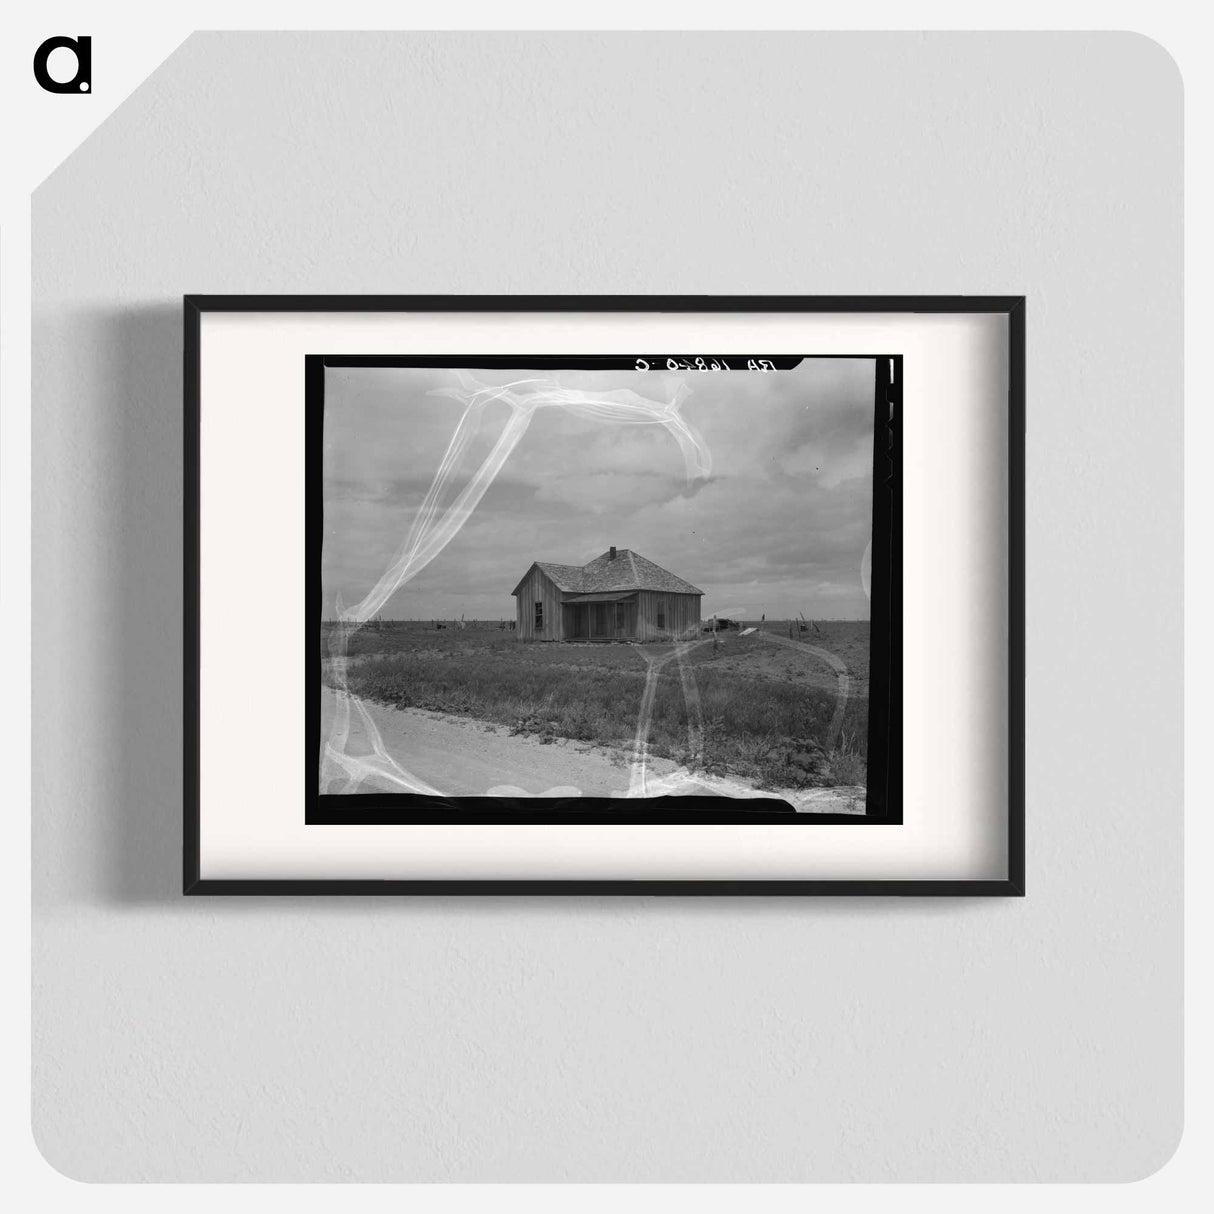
{"left": 185, "top": 296, "right": 1023, "bottom": 894}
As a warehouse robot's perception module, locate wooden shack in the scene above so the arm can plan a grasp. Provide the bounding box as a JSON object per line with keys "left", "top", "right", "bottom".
{"left": 511, "top": 547, "right": 703, "bottom": 642}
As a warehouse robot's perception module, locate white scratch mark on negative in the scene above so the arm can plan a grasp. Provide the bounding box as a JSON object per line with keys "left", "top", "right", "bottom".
{"left": 321, "top": 371, "right": 711, "bottom": 797}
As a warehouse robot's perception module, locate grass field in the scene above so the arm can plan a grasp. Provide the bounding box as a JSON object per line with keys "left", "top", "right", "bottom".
{"left": 321, "top": 621, "right": 869, "bottom": 792}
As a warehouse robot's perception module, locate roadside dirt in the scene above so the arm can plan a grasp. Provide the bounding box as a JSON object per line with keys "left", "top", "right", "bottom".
{"left": 320, "top": 687, "right": 864, "bottom": 813}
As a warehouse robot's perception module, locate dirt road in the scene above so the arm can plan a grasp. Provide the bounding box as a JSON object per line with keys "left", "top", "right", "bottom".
{"left": 320, "top": 688, "right": 863, "bottom": 813}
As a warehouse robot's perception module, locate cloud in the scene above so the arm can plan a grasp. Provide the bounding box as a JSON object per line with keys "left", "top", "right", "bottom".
{"left": 533, "top": 471, "right": 684, "bottom": 513}
{"left": 779, "top": 435, "right": 872, "bottom": 488}
{"left": 322, "top": 359, "right": 876, "bottom": 618}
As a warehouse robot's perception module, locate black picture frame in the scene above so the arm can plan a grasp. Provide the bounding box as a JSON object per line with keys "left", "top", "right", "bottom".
{"left": 184, "top": 295, "right": 1025, "bottom": 896}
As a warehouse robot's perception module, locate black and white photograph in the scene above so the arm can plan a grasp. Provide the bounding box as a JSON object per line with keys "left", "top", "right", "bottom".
{"left": 312, "top": 354, "right": 899, "bottom": 823}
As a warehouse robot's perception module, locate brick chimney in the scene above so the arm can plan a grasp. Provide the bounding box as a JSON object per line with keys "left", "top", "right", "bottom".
{"left": 609, "top": 546, "right": 617, "bottom": 561}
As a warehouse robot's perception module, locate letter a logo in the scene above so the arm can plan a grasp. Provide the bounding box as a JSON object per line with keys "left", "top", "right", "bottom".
{"left": 33, "top": 36, "right": 92, "bottom": 94}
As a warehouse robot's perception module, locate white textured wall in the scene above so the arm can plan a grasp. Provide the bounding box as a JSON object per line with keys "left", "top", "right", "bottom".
{"left": 32, "top": 32, "right": 1182, "bottom": 1181}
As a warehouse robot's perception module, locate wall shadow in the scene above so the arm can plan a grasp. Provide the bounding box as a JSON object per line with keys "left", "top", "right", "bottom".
{"left": 99, "top": 304, "right": 185, "bottom": 904}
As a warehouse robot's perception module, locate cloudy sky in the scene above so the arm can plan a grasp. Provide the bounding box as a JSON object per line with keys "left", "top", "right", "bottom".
{"left": 322, "top": 359, "right": 875, "bottom": 621}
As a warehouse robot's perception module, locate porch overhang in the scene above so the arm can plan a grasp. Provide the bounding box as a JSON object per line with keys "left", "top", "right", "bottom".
{"left": 563, "top": 591, "right": 638, "bottom": 603}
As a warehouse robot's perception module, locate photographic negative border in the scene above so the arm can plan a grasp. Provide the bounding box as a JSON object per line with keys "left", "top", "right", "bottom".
{"left": 184, "top": 296, "right": 1024, "bottom": 895}
{"left": 306, "top": 352, "right": 899, "bottom": 828}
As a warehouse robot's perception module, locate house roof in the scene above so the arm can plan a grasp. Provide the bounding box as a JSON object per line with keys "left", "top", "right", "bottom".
{"left": 513, "top": 549, "right": 703, "bottom": 597}
{"left": 532, "top": 562, "right": 586, "bottom": 592}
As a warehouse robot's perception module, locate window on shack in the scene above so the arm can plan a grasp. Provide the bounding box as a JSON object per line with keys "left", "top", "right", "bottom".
{"left": 534, "top": 600, "right": 543, "bottom": 630}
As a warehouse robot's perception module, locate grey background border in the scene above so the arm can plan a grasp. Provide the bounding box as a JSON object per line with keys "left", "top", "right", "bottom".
{"left": 32, "top": 32, "right": 1180, "bottom": 1181}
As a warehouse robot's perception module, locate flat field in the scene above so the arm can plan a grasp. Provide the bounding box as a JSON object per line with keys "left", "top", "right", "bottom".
{"left": 321, "top": 621, "right": 870, "bottom": 792}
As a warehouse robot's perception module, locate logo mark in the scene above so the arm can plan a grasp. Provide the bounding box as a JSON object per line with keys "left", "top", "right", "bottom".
{"left": 33, "top": 35, "right": 91, "bottom": 94}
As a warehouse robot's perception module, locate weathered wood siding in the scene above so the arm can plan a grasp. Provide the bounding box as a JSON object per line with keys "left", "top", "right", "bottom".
{"left": 515, "top": 571, "right": 701, "bottom": 642}
{"left": 563, "top": 597, "right": 638, "bottom": 640}
{"left": 636, "top": 591, "right": 701, "bottom": 641}
{"left": 513, "top": 566, "right": 565, "bottom": 640}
